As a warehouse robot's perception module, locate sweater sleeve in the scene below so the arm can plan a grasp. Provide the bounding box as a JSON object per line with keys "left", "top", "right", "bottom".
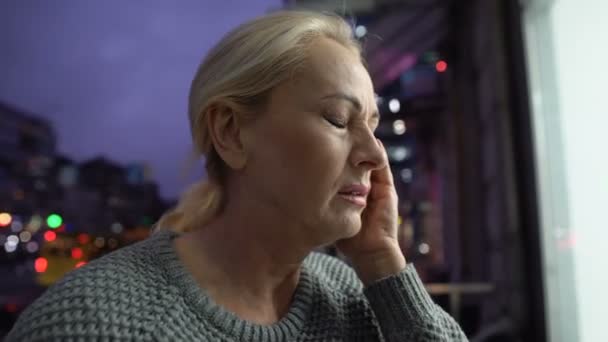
{"left": 363, "top": 264, "right": 468, "bottom": 341}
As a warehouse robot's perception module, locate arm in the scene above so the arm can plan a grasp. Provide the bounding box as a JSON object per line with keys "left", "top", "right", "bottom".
{"left": 364, "top": 264, "right": 468, "bottom": 341}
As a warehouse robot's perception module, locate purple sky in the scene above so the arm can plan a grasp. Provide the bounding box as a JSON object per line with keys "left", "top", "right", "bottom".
{"left": 0, "top": 0, "right": 281, "bottom": 199}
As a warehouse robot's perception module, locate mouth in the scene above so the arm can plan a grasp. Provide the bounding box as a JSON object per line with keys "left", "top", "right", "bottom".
{"left": 338, "top": 193, "right": 367, "bottom": 206}
{"left": 338, "top": 184, "right": 370, "bottom": 207}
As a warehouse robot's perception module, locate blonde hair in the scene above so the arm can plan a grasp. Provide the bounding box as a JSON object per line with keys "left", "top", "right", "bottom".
{"left": 155, "top": 10, "right": 362, "bottom": 233}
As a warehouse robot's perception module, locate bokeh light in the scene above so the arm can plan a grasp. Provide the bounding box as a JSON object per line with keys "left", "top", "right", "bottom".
{"left": 11, "top": 220, "right": 23, "bottom": 232}
{"left": 94, "top": 237, "right": 105, "bottom": 248}
{"left": 27, "top": 215, "right": 43, "bottom": 232}
{"left": 44, "top": 230, "right": 57, "bottom": 242}
{"left": 435, "top": 60, "right": 448, "bottom": 73}
{"left": 77, "top": 233, "right": 90, "bottom": 245}
{"left": 4, "top": 243, "right": 17, "bottom": 253}
{"left": 46, "top": 214, "right": 63, "bottom": 229}
{"left": 6, "top": 235, "right": 19, "bottom": 246}
{"left": 393, "top": 120, "right": 407, "bottom": 135}
{"left": 0, "top": 212, "right": 12, "bottom": 227}
{"left": 19, "top": 231, "right": 32, "bottom": 242}
{"left": 71, "top": 247, "right": 83, "bottom": 259}
{"left": 355, "top": 25, "right": 367, "bottom": 38}
{"left": 418, "top": 243, "right": 430, "bottom": 255}
{"left": 110, "top": 222, "right": 123, "bottom": 234}
{"left": 389, "top": 99, "right": 401, "bottom": 113}
{"left": 35, "top": 257, "right": 48, "bottom": 273}
{"left": 26, "top": 241, "right": 39, "bottom": 253}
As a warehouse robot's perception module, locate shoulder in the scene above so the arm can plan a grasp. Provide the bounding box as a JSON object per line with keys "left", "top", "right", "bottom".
{"left": 6, "top": 233, "right": 170, "bottom": 341}
{"left": 304, "top": 251, "right": 363, "bottom": 295}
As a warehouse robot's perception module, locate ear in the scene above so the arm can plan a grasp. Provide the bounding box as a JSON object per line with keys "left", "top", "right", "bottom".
{"left": 206, "top": 103, "right": 248, "bottom": 170}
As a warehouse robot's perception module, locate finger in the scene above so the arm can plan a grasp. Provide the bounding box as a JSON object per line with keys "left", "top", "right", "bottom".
{"left": 372, "top": 139, "right": 395, "bottom": 187}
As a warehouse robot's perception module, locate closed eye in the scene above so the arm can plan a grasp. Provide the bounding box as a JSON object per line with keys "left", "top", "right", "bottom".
{"left": 324, "top": 116, "right": 347, "bottom": 129}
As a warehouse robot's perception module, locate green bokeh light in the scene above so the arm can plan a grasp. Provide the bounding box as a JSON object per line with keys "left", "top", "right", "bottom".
{"left": 47, "top": 214, "right": 63, "bottom": 229}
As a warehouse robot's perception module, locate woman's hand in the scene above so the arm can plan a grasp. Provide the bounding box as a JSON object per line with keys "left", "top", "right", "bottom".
{"left": 335, "top": 140, "right": 406, "bottom": 286}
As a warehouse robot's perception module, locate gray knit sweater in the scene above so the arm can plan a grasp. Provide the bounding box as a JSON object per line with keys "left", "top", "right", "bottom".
{"left": 7, "top": 231, "right": 466, "bottom": 341}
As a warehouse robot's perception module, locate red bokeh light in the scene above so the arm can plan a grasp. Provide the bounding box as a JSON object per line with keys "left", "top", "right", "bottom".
{"left": 71, "top": 247, "right": 84, "bottom": 259}
{"left": 436, "top": 60, "right": 448, "bottom": 73}
{"left": 77, "top": 233, "right": 90, "bottom": 245}
{"left": 75, "top": 261, "right": 87, "bottom": 268}
{"left": 44, "top": 230, "right": 56, "bottom": 242}
{"left": 35, "top": 257, "right": 48, "bottom": 273}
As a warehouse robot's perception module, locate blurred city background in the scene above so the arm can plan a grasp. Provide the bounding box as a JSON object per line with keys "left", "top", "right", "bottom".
{"left": 1, "top": 0, "right": 606, "bottom": 341}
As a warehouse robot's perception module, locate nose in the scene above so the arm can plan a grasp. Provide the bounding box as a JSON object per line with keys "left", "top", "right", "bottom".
{"left": 350, "top": 128, "right": 387, "bottom": 171}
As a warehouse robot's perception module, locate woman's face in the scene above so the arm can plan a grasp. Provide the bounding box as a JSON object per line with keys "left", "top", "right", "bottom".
{"left": 241, "top": 37, "right": 387, "bottom": 246}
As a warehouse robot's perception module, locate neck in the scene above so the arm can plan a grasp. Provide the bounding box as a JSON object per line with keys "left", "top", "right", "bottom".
{"left": 173, "top": 191, "right": 316, "bottom": 324}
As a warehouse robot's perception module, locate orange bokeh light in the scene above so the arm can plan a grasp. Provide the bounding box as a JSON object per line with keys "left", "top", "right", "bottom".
{"left": 0, "top": 213, "right": 12, "bottom": 227}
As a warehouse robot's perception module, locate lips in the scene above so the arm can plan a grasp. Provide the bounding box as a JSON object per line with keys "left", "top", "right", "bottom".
{"left": 338, "top": 184, "right": 370, "bottom": 207}
{"left": 338, "top": 184, "right": 370, "bottom": 196}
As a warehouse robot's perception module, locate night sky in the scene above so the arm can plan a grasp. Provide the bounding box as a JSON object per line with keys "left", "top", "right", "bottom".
{"left": 0, "top": 0, "right": 280, "bottom": 199}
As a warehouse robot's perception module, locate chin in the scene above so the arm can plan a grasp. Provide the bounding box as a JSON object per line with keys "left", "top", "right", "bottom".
{"left": 312, "top": 207, "right": 361, "bottom": 244}
{"left": 312, "top": 220, "right": 360, "bottom": 247}
{"left": 331, "top": 216, "right": 361, "bottom": 240}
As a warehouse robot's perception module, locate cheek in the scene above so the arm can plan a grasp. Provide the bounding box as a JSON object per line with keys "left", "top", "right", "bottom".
{"left": 260, "top": 125, "right": 348, "bottom": 203}
{"left": 285, "top": 130, "right": 346, "bottom": 190}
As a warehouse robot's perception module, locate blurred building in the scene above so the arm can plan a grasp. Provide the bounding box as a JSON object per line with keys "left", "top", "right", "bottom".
{"left": 0, "top": 102, "right": 170, "bottom": 333}
{"left": 0, "top": 102, "right": 56, "bottom": 163}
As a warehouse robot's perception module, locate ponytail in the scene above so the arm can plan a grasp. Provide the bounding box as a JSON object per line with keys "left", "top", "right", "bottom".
{"left": 154, "top": 148, "right": 226, "bottom": 233}
{"left": 154, "top": 179, "right": 223, "bottom": 233}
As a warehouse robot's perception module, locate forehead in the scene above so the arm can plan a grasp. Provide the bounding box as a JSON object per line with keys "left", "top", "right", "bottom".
{"left": 291, "top": 38, "right": 375, "bottom": 108}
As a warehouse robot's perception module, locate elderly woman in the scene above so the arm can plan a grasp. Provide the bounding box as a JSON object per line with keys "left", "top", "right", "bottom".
{"left": 7, "top": 11, "right": 466, "bottom": 341}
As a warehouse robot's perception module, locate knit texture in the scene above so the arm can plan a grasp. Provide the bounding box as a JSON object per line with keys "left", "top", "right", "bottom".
{"left": 7, "top": 231, "right": 467, "bottom": 341}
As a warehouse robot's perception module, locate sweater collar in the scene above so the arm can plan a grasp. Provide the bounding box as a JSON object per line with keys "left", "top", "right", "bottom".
{"left": 151, "top": 230, "right": 316, "bottom": 341}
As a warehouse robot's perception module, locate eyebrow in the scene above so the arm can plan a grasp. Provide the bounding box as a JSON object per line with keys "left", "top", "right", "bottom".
{"left": 321, "top": 93, "right": 380, "bottom": 121}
